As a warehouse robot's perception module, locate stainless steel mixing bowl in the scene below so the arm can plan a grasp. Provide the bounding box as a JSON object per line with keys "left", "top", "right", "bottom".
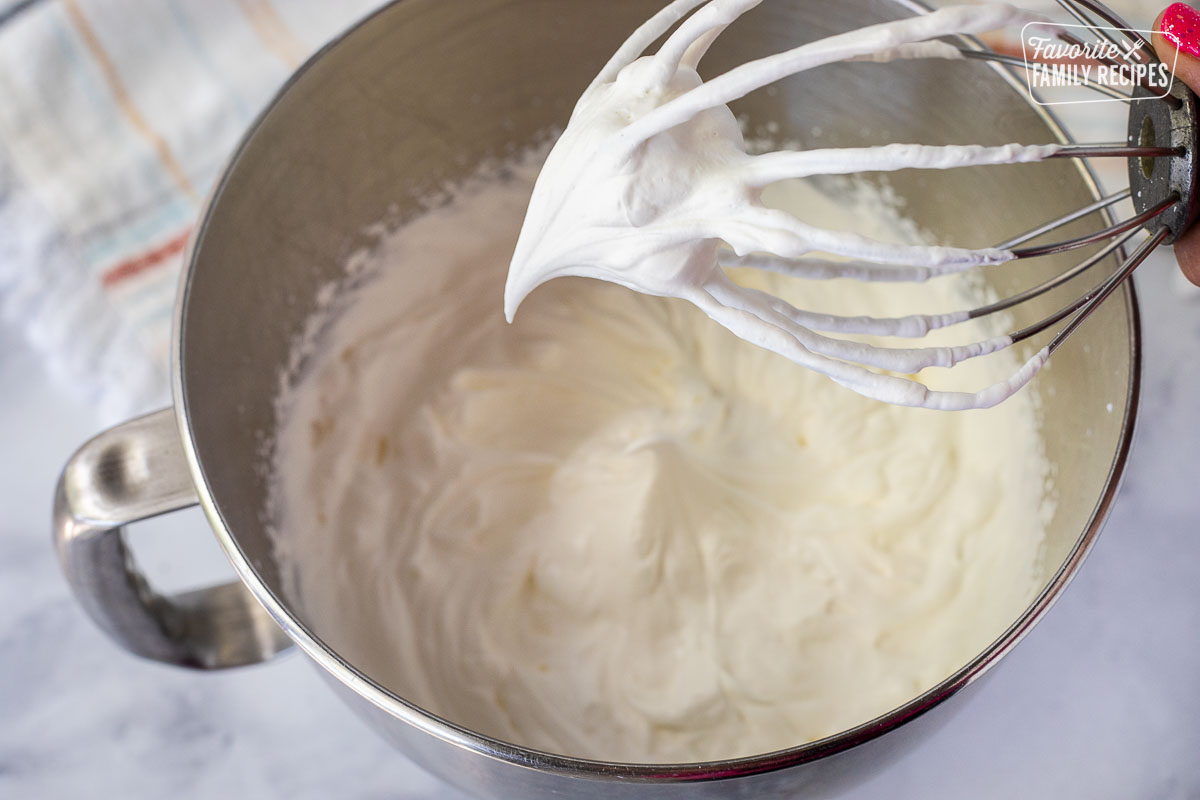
{"left": 53, "top": 0, "right": 1140, "bottom": 797}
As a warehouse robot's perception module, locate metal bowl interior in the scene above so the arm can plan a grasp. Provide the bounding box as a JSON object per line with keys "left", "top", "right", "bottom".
{"left": 174, "top": 0, "right": 1139, "bottom": 797}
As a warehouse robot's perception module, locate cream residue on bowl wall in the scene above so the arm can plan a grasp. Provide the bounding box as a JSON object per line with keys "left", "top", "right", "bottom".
{"left": 266, "top": 147, "right": 1054, "bottom": 764}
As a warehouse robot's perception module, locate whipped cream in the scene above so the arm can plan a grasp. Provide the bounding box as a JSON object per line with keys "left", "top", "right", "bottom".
{"left": 269, "top": 155, "right": 1052, "bottom": 763}
{"left": 505, "top": 0, "right": 1057, "bottom": 410}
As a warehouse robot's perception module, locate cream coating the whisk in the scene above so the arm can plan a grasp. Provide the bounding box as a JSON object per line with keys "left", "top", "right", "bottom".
{"left": 503, "top": 1, "right": 1118, "bottom": 410}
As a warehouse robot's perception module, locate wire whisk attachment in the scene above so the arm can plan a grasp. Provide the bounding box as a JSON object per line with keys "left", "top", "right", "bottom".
{"left": 504, "top": 0, "right": 1197, "bottom": 410}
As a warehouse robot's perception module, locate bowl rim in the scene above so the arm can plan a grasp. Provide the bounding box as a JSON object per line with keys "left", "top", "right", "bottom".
{"left": 172, "top": 0, "right": 1142, "bottom": 781}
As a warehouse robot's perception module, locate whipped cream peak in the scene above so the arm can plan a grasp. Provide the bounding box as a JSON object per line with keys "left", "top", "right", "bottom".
{"left": 505, "top": 1, "right": 1063, "bottom": 410}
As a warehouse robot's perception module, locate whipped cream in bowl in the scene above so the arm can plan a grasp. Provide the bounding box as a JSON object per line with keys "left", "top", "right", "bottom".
{"left": 269, "top": 154, "right": 1054, "bottom": 763}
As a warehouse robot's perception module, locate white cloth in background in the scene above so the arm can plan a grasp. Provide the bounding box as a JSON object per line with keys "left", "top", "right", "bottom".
{"left": 0, "top": 0, "right": 384, "bottom": 425}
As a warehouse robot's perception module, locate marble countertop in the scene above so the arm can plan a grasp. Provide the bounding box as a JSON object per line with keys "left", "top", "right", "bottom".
{"left": 3, "top": 257, "right": 1200, "bottom": 798}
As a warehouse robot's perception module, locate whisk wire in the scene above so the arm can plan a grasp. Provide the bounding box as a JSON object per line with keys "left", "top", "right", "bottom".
{"left": 997, "top": 188, "right": 1130, "bottom": 250}
{"left": 1018, "top": 226, "right": 1170, "bottom": 346}
{"left": 970, "top": 227, "right": 1140, "bottom": 320}
{"left": 1011, "top": 194, "right": 1178, "bottom": 258}
{"left": 1054, "top": 0, "right": 1141, "bottom": 64}
{"left": 1066, "top": 0, "right": 1156, "bottom": 58}
{"left": 1052, "top": 143, "right": 1183, "bottom": 158}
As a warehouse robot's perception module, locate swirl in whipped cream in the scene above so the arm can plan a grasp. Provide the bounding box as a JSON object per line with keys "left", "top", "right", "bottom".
{"left": 269, "top": 156, "right": 1051, "bottom": 763}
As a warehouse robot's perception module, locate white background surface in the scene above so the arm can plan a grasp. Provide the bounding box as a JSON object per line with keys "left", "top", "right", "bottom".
{"left": 3, "top": 250, "right": 1199, "bottom": 799}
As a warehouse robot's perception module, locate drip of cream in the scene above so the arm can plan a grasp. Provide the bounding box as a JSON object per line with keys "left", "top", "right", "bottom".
{"left": 270, "top": 155, "right": 1052, "bottom": 764}
{"left": 504, "top": 0, "right": 1058, "bottom": 411}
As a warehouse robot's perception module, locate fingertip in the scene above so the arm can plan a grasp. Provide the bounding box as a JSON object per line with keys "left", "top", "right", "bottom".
{"left": 1152, "top": 7, "right": 1200, "bottom": 285}
{"left": 1171, "top": 225, "right": 1200, "bottom": 286}
{"left": 1154, "top": 4, "right": 1200, "bottom": 89}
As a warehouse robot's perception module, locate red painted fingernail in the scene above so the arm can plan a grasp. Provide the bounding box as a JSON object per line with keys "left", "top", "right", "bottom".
{"left": 1161, "top": 3, "right": 1200, "bottom": 58}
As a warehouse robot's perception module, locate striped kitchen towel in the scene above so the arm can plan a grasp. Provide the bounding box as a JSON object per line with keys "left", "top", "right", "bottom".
{"left": 0, "top": 0, "right": 384, "bottom": 425}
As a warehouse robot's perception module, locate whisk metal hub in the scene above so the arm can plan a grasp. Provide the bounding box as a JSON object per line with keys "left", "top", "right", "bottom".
{"left": 1127, "top": 80, "right": 1200, "bottom": 243}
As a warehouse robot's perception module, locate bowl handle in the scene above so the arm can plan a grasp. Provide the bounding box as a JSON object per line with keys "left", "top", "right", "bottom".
{"left": 52, "top": 408, "right": 293, "bottom": 669}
